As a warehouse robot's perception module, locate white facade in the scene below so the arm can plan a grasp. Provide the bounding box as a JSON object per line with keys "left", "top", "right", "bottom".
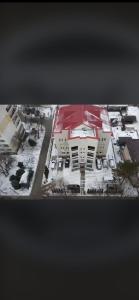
{"left": 0, "top": 105, "right": 25, "bottom": 153}
{"left": 54, "top": 124, "right": 111, "bottom": 171}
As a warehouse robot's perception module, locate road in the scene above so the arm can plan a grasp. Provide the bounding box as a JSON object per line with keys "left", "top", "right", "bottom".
{"left": 30, "top": 117, "right": 53, "bottom": 198}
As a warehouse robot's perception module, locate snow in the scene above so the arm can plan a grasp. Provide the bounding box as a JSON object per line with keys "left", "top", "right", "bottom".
{"left": 102, "top": 123, "right": 111, "bottom": 132}
{"left": 127, "top": 106, "right": 139, "bottom": 134}
{"left": 0, "top": 125, "right": 45, "bottom": 196}
{"left": 85, "top": 168, "right": 113, "bottom": 192}
{"left": 112, "top": 126, "right": 138, "bottom": 140}
{"left": 20, "top": 170, "right": 28, "bottom": 184}
{"left": 70, "top": 128, "right": 96, "bottom": 138}
{"left": 42, "top": 105, "right": 139, "bottom": 197}
{"left": 40, "top": 105, "right": 57, "bottom": 118}
{"left": 122, "top": 179, "right": 138, "bottom": 197}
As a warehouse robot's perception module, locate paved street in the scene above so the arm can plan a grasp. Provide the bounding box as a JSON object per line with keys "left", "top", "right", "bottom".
{"left": 30, "top": 117, "right": 53, "bottom": 199}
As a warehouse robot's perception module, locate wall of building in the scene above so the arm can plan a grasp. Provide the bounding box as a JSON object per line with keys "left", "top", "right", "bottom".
{"left": 54, "top": 130, "right": 69, "bottom": 157}
{"left": 0, "top": 105, "right": 25, "bottom": 153}
{"left": 122, "top": 145, "right": 132, "bottom": 162}
{"left": 69, "top": 137, "right": 98, "bottom": 170}
{"left": 53, "top": 125, "right": 111, "bottom": 170}
{"left": 97, "top": 130, "right": 111, "bottom": 157}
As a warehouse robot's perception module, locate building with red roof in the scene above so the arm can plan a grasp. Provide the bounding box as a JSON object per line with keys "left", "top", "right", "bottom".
{"left": 53, "top": 105, "right": 112, "bottom": 170}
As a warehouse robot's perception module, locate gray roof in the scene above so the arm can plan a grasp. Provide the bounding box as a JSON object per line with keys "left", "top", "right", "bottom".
{"left": 123, "top": 115, "right": 137, "bottom": 123}
{"left": 126, "top": 139, "right": 139, "bottom": 162}
{"left": 118, "top": 137, "right": 132, "bottom": 146}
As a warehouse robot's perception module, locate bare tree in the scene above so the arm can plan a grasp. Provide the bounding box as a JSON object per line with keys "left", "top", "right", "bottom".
{"left": 0, "top": 154, "right": 15, "bottom": 177}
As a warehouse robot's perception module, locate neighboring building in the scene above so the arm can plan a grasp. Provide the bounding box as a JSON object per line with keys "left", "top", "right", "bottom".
{"left": 107, "top": 105, "right": 128, "bottom": 112}
{"left": 0, "top": 105, "right": 25, "bottom": 154}
{"left": 120, "top": 137, "right": 139, "bottom": 163}
{"left": 122, "top": 115, "right": 137, "bottom": 124}
{"left": 53, "top": 105, "right": 112, "bottom": 170}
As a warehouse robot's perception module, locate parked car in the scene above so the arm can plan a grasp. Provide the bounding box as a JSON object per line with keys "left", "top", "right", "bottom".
{"left": 102, "top": 159, "right": 108, "bottom": 168}
{"left": 109, "top": 159, "right": 115, "bottom": 169}
{"left": 96, "top": 158, "right": 102, "bottom": 170}
{"left": 65, "top": 158, "right": 70, "bottom": 168}
{"left": 51, "top": 160, "right": 56, "bottom": 169}
{"left": 58, "top": 160, "right": 63, "bottom": 170}
{"left": 67, "top": 184, "right": 80, "bottom": 193}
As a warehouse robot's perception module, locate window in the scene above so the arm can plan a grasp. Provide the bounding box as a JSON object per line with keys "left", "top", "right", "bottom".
{"left": 18, "top": 124, "right": 24, "bottom": 135}
{"left": 9, "top": 106, "right": 16, "bottom": 118}
{"left": 87, "top": 164, "right": 92, "bottom": 168}
{"left": 87, "top": 152, "right": 94, "bottom": 157}
{"left": 72, "top": 152, "right": 78, "bottom": 157}
{"left": 73, "top": 160, "right": 78, "bottom": 164}
{"left": 87, "top": 159, "right": 93, "bottom": 164}
{"left": 16, "top": 119, "right": 20, "bottom": 128}
{"left": 71, "top": 146, "right": 78, "bottom": 151}
{"left": 88, "top": 146, "right": 95, "bottom": 151}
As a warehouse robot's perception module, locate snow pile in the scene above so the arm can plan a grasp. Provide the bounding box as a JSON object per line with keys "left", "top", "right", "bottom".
{"left": 112, "top": 126, "right": 138, "bottom": 140}
{"left": 122, "top": 180, "right": 138, "bottom": 197}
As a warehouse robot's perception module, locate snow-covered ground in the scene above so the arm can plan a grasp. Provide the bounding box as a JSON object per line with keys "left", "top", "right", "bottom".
{"left": 122, "top": 179, "right": 138, "bottom": 197}
{"left": 126, "top": 106, "right": 139, "bottom": 135}
{"left": 41, "top": 105, "right": 139, "bottom": 197}
{"left": 40, "top": 105, "right": 57, "bottom": 118}
{"left": 43, "top": 138, "right": 116, "bottom": 196}
{"left": 0, "top": 125, "right": 45, "bottom": 196}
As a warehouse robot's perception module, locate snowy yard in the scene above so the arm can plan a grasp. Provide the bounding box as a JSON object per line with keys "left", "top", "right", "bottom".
{"left": 43, "top": 138, "right": 115, "bottom": 196}
{"left": 0, "top": 125, "right": 45, "bottom": 196}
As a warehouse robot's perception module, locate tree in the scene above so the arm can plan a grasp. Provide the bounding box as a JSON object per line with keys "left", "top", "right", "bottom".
{"left": 115, "top": 161, "right": 139, "bottom": 184}
{"left": 0, "top": 154, "right": 15, "bottom": 177}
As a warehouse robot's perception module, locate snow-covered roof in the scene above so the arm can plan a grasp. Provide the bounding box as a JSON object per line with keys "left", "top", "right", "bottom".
{"left": 53, "top": 105, "right": 112, "bottom": 139}
{"left": 70, "top": 127, "right": 96, "bottom": 138}
{"left": 112, "top": 126, "right": 138, "bottom": 140}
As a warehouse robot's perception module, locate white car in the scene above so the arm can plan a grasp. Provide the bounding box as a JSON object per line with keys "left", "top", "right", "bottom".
{"left": 51, "top": 160, "right": 56, "bottom": 169}
{"left": 109, "top": 159, "right": 115, "bottom": 169}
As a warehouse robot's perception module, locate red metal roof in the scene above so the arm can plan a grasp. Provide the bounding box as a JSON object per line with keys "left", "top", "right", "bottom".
{"left": 53, "top": 105, "right": 111, "bottom": 135}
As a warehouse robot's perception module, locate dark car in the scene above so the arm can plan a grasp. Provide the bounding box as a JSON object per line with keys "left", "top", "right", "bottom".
{"left": 67, "top": 184, "right": 80, "bottom": 193}
{"left": 65, "top": 159, "right": 70, "bottom": 168}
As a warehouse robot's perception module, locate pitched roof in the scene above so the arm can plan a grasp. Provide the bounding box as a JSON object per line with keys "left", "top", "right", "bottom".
{"left": 53, "top": 105, "right": 111, "bottom": 136}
